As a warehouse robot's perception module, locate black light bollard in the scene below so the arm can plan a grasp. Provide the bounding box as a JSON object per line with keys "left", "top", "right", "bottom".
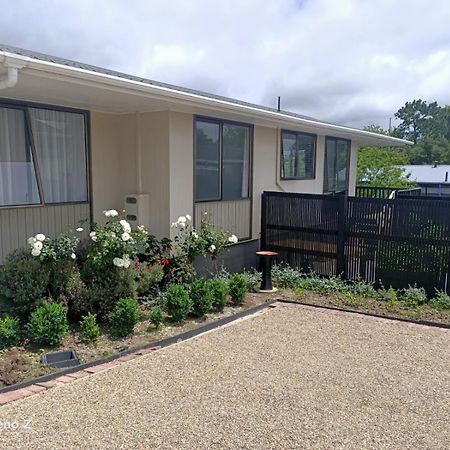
{"left": 256, "top": 251, "right": 278, "bottom": 292}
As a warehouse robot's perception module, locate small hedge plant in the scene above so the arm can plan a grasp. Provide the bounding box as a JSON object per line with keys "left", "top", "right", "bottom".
{"left": 0, "top": 315, "right": 21, "bottom": 350}
{"left": 210, "top": 278, "right": 229, "bottom": 311}
{"left": 149, "top": 306, "right": 164, "bottom": 328}
{"left": 190, "top": 278, "right": 214, "bottom": 317}
{"left": 166, "top": 284, "right": 192, "bottom": 322}
{"left": 430, "top": 290, "right": 450, "bottom": 310}
{"left": 400, "top": 285, "right": 427, "bottom": 307}
{"left": 27, "top": 301, "right": 68, "bottom": 346}
{"left": 229, "top": 273, "right": 248, "bottom": 306}
{"left": 109, "top": 298, "right": 140, "bottom": 338}
{"left": 80, "top": 313, "right": 100, "bottom": 344}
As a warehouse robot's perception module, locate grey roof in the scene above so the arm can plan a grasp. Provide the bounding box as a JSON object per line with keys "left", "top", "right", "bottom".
{"left": 400, "top": 165, "right": 450, "bottom": 183}
{"left": 0, "top": 43, "right": 349, "bottom": 128}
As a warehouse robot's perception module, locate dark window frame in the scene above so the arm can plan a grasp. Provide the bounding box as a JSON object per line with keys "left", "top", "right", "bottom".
{"left": 323, "top": 136, "right": 351, "bottom": 194}
{"left": 280, "top": 129, "right": 317, "bottom": 180}
{"left": 194, "top": 116, "right": 253, "bottom": 203}
{"left": 0, "top": 98, "right": 90, "bottom": 209}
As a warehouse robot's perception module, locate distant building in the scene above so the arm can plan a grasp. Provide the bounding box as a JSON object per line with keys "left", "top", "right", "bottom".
{"left": 401, "top": 165, "right": 450, "bottom": 184}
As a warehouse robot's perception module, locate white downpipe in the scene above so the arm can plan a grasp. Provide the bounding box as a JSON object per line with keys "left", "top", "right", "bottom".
{"left": 0, "top": 66, "right": 18, "bottom": 90}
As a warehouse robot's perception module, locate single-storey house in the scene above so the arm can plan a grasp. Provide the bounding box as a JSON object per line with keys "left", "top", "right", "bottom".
{"left": 0, "top": 44, "right": 409, "bottom": 264}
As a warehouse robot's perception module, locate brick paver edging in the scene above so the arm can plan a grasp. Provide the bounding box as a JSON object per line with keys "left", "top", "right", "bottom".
{"left": 276, "top": 299, "right": 450, "bottom": 330}
{"left": 0, "top": 300, "right": 277, "bottom": 406}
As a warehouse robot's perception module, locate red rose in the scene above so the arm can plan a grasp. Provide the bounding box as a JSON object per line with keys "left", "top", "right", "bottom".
{"left": 162, "top": 258, "right": 170, "bottom": 266}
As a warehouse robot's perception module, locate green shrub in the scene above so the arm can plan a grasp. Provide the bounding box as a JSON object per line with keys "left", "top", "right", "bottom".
{"left": 109, "top": 298, "right": 140, "bottom": 338}
{"left": 135, "top": 263, "right": 164, "bottom": 297}
{"left": 27, "top": 301, "right": 68, "bottom": 346}
{"left": 400, "top": 285, "right": 427, "bottom": 307}
{"left": 210, "top": 278, "right": 229, "bottom": 311}
{"left": 149, "top": 306, "right": 164, "bottom": 328}
{"left": 348, "top": 279, "right": 378, "bottom": 298}
{"left": 229, "top": 273, "right": 248, "bottom": 306}
{"left": 0, "top": 315, "right": 21, "bottom": 350}
{"left": 0, "top": 250, "right": 51, "bottom": 321}
{"left": 190, "top": 278, "right": 214, "bottom": 317}
{"left": 302, "top": 274, "right": 348, "bottom": 295}
{"left": 80, "top": 261, "right": 137, "bottom": 320}
{"left": 80, "top": 313, "right": 100, "bottom": 344}
{"left": 59, "top": 270, "right": 90, "bottom": 321}
{"left": 430, "top": 290, "right": 450, "bottom": 310}
{"left": 165, "top": 284, "right": 192, "bottom": 322}
{"left": 272, "top": 264, "right": 303, "bottom": 288}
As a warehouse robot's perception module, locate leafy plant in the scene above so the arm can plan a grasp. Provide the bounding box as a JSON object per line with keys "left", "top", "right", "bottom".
{"left": 27, "top": 301, "right": 68, "bottom": 346}
{"left": 109, "top": 298, "right": 140, "bottom": 338}
{"left": 272, "top": 264, "right": 304, "bottom": 289}
{"left": 348, "top": 279, "right": 378, "bottom": 298}
{"left": 0, "top": 249, "right": 51, "bottom": 321}
{"left": 0, "top": 315, "right": 21, "bottom": 350}
{"left": 228, "top": 273, "right": 248, "bottom": 306}
{"left": 400, "top": 285, "right": 428, "bottom": 307}
{"left": 210, "top": 278, "right": 229, "bottom": 311}
{"left": 80, "top": 313, "right": 100, "bottom": 344}
{"left": 135, "top": 263, "right": 164, "bottom": 297}
{"left": 430, "top": 290, "right": 450, "bottom": 310}
{"left": 165, "top": 284, "right": 192, "bottom": 322}
{"left": 302, "top": 273, "right": 348, "bottom": 295}
{"left": 149, "top": 306, "right": 164, "bottom": 328}
{"left": 190, "top": 278, "right": 214, "bottom": 317}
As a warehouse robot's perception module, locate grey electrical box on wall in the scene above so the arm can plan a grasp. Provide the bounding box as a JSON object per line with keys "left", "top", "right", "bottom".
{"left": 124, "top": 194, "right": 149, "bottom": 229}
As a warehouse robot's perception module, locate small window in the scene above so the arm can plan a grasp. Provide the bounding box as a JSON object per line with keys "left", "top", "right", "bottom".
{"left": 324, "top": 137, "right": 350, "bottom": 193}
{"left": 281, "top": 130, "right": 316, "bottom": 179}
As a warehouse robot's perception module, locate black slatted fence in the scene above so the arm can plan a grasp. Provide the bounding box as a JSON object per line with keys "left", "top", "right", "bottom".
{"left": 261, "top": 191, "right": 450, "bottom": 295}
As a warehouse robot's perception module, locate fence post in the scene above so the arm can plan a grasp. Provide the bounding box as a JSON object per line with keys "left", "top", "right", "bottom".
{"left": 260, "top": 192, "right": 267, "bottom": 250}
{"left": 336, "top": 194, "right": 347, "bottom": 277}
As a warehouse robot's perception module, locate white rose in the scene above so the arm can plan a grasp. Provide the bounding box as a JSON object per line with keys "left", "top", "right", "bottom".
{"left": 186, "top": 214, "right": 192, "bottom": 221}
{"left": 33, "top": 241, "right": 43, "bottom": 251}
{"left": 228, "top": 234, "right": 238, "bottom": 244}
{"left": 31, "top": 248, "right": 41, "bottom": 257}
{"left": 192, "top": 231, "right": 199, "bottom": 239}
{"left": 89, "top": 231, "right": 97, "bottom": 242}
{"left": 113, "top": 257, "right": 124, "bottom": 267}
{"left": 120, "top": 220, "right": 131, "bottom": 233}
{"left": 122, "top": 255, "right": 131, "bottom": 269}
{"left": 109, "top": 209, "right": 119, "bottom": 217}
{"left": 76, "top": 227, "right": 84, "bottom": 232}
{"left": 35, "top": 233, "right": 46, "bottom": 242}
{"left": 28, "top": 236, "right": 36, "bottom": 246}
{"left": 103, "top": 210, "right": 111, "bottom": 217}
{"left": 121, "top": 232, "right": 131, "bottom": 241}
{"left": 178, "top": 216, "right": 187, "bottom": 223}
{"left": 209, "top": 244, "right": 216, "bottom": 252}
{"left": 71, "top": 253, "right": 76, "bottom": 260}
{"left": 171, "top": 222, "right": 178, "bottom": 228}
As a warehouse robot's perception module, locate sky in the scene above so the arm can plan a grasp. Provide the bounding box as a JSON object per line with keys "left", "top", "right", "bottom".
{"left": 0, "top": 0, "right": 449, "bottom": 128}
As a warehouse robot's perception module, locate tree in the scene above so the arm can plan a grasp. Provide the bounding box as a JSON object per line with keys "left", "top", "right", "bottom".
{"left": 394, "top": 99, "right": 441, "bottom": 144}
{"left": 358, "top": 125, "right": 415, "bottom": 188}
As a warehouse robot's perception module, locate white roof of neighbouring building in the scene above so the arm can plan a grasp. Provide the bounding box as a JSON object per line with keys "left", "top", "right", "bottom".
{"left": 401, "top": 165, "right": 450, "bottom": 183}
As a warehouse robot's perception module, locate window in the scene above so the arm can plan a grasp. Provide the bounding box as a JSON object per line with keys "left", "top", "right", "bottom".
{"left": 281, "top": 130, "right": 316, "bottom": 179}
{"left": 324, "top": 137, "right": 350, "bottom": 193}
{"left": 0, "top": 107, "right": 40, "bottom": 206}
{"left": 195, "top": 118, "right": 251, "bottom": 202}
{"left": 0, "top": 102, "right": 88, "bottom": 207}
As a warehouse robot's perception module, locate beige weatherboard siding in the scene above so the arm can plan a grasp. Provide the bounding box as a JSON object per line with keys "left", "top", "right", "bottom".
{"left": 0, "top": 204, "right": 90, "bottom": 263}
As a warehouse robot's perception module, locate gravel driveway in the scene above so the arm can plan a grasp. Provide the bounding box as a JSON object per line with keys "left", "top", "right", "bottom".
{"left": 1, "top": 304, "right": 449, "bottom": 450}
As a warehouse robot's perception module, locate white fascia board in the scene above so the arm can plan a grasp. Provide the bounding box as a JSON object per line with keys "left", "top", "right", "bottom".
{"left": 0, "top": 50, "right": 412, "bottom": 147}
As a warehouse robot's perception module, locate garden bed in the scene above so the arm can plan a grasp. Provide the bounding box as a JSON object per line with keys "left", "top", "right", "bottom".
{"left": 276, "top": 290, "right": 450, "bottom": 325}
{"left": 0, "top": 292, "right": 278, "bottom": 389}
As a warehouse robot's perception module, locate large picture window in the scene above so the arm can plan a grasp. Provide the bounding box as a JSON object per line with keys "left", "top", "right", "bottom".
{"left": 281, "top": 130, "right": 316, "bottom": 179}
{"left": 195, "top": 118, "right": 251, "bottom": 202}
{"left": 0, "top": 102, "right": 88, "bottom": 207}
{"left": 324, "top": 137, "right": 350, "bottom": 193}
